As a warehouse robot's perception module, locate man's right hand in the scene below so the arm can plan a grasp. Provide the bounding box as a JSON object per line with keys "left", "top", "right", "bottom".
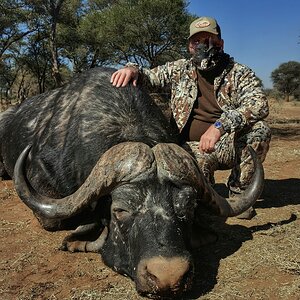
{"left": 110, "top": 67, "right": 139, "bottom": 87}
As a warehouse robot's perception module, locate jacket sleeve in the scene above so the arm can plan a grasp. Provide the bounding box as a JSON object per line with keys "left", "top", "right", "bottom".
{"left": 126, "top": 61, "right": 182, "bottom": 88}
{"left": 218, "top": 65, "right": 269, "bottom": 133}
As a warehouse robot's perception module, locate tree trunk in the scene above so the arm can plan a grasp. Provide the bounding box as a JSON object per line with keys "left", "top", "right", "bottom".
{"left": 285, "top": 93, "right": 290, "bottom": 102}
{"left": 90, "top": 49, "right": 100, "bottom": 68}
{"left": 49, "top": 36, "right": 62, "bottom": 87}
{"left": 48, "top": 0, "right": 65, "bottom": 88}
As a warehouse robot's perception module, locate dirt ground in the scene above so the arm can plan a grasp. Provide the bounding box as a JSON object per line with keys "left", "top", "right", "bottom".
{"left": 0, "top": 100, "right": 299, "bottom": 300}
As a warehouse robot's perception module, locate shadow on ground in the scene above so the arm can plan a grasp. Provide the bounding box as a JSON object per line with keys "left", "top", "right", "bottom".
{"left": 214, "top": 178, "right": 300, "bottom": 208}
{"left": 260, "top": 178, "right": 300, "bottom": 207}
{"left": 182, "top": 213, "right": 297, "bottom": 299}
{"left": 270, "top": 124, "right": 300, "bottom": 138}
{"left": 178, "top": 177, "right": 300, "bottom": 299}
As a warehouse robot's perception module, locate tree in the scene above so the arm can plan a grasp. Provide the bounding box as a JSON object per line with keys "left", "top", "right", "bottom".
{"left": 271, "top": 61, "right": 300, "bottom": 102}
{"left": 0, "top": 0, "right": 34, "bottom": 59}
{"left": 81, "top": 0, "right": 193, "bottom": 68}
{"left": 0, "top": 0, "right": 33, "bottom": 106}
{"left": 60, "top": 0, "right": 115, "bottom": 72}
{"left": 0, "top": 0, "right": 194, "bottom": 103}
{"left": 24, "top": 0, "right": 83, "bottom": 86}
{"left": 20, "top": 30, "right": 53, "bottom": 93}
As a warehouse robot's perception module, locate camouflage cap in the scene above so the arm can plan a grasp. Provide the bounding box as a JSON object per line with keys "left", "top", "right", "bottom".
{"left": 188, "top": 17, "right": 221, "bottom": 39}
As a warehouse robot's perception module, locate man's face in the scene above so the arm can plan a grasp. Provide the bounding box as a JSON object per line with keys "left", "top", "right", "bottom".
{"left": 188, "top": 32, "right": 223, "bottom": 55}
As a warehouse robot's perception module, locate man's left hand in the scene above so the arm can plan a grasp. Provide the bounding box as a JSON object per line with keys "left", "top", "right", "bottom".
{"left": 199, "top": 125, "right": 222, "bottom": 153}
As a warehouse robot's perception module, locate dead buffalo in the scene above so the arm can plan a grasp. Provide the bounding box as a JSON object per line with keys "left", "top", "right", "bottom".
{"left": 0, "top": 67, "right": 263, "bottom": 298}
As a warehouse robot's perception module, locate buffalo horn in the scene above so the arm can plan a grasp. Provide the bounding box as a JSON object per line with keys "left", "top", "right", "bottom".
{"left": 14, "top": 142, "right": 156, "bottom": 219}
{"left": 152, "top": 143, "right": 264, "bottom": 217}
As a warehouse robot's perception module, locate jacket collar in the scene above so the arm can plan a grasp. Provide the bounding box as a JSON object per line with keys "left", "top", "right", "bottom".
{"left": 187, "top": 54, "right": 235, "bottom": 90}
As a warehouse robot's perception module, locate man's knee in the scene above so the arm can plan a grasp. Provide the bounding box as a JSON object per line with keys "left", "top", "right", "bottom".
{"left": 248, "top": 121, "right": 271, "bottom": 143}
{"left": 246, "top": 121, "right": 271, "bottom": 162}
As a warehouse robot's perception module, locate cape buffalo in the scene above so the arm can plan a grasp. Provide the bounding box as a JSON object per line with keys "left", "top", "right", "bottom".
{"left": 0, "top": 67, "right": 263, "bottom": 298}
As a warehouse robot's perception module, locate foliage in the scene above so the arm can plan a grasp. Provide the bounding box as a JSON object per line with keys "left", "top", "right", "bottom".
{"left": 271, "top": 61, "right": 300, "bottom": 102}
{"left": 95, "top": 0, "right": 193, "bottom": 68}
{"left": 293, "top": 85, "right": 300, "bottom": 101}
{"left": 0, "top": 0, "right": 193, "bottom": 105}
{"left": 0, "top": 0, "right": 33, "bottom": 58}
{"left": 264, "top": 88, "right": 284, "bottom": 101}
{"left": 24, "top": 0, "right": 83, "bottom": 87}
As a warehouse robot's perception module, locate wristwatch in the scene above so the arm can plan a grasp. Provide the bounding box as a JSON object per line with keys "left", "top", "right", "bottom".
{"left": 213, "top": 121, "right": 223, "bottom": 130}
{"left": 213, "top": 121, "right": 224, "bottom": 134}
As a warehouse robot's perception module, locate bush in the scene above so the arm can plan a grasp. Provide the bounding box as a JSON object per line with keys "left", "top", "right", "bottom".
{"left": 264, "top": 88, "right": 283, "bottom": 100}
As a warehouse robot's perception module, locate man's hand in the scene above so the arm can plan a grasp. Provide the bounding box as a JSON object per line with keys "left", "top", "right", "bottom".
{"left": 199, "top": 125, "right": 222, "bottom": 153}
{"left": 110, "top": 67, "right": 139, "bottom": 87}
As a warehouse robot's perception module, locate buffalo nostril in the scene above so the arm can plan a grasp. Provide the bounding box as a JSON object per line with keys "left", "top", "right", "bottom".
{"left": 137, "top": 256, "right": 192, "bottom": 294}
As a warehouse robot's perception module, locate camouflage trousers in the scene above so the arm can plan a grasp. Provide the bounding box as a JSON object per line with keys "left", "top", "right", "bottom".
{"left": 182, "top": 121, "right": 271, "bottom": 193}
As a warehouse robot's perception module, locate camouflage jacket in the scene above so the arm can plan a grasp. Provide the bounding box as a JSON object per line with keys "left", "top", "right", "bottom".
{"left": 127, "top": 57, "right": 269, "bottom": 133}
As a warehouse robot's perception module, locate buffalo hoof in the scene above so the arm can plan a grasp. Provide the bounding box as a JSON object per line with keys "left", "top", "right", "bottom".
{"left": 60, "top": 239, "right": 87, "bottom": 252}
{"left": 60, "top": 225, "right": 108, "bottom": 253}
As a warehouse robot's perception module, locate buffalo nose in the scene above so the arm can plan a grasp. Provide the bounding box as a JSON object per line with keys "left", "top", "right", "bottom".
{"left": 137, "top": 256, "right": 192, "bottom": 296}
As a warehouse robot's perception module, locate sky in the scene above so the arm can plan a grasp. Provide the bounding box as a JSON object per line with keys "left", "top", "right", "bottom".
{"left": 186, "top": 0, "right": 300, "bottom": 88}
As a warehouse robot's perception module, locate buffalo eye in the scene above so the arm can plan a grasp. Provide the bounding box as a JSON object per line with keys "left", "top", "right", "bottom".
{"left": 112, "top": 208, "right": 131, "bottom": 221}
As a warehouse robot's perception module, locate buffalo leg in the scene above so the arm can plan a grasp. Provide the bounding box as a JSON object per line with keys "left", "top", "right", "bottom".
{"left": 0, "top": 161, "right": 10, "bottom": 180}
{"left": 60, "top": 223, "right": 108, "bottom": 253}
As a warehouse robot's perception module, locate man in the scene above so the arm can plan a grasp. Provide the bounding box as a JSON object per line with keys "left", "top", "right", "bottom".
{"left": 110, "top": 16, "right": 271, "bottom": 219}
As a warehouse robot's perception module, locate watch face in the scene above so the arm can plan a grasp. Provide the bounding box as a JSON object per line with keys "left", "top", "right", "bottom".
{"left": 214, "top": 121, "right": 222, "bottom": 129}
